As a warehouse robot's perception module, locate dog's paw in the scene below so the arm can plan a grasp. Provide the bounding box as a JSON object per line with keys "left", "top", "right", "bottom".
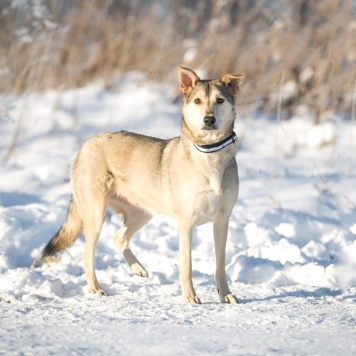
{"left": 88, "top": 287, "right": 109, "bottom": 296}
{"left": 224, "top": 294, "right": 239, "bottom": 304}
{"left": 31, "top": 257, "right": 42, "bottom": 268}
{"left": 184, "top": 296, "right": 201, "bottom": 304}
{"left": 32, "top": 256, "right": 59, "bottom": 268}
{"left": 131, "top": 262, "right": 149, "bottom": 278}
{"left": 97, "top": 289, "right": 109, "bottom": 296}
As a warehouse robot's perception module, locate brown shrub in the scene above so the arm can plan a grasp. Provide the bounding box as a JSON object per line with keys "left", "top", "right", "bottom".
{"left": 0, "top": 0, "right": 355, "bottom": 120}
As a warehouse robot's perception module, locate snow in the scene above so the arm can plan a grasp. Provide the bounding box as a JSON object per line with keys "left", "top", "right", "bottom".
{"left": 1, "top": 75, "right": 356, "bottom": 355}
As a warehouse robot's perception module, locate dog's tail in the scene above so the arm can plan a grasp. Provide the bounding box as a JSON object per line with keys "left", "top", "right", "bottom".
{"left": 32, "top": 196, "right": 83, "bottom": 267}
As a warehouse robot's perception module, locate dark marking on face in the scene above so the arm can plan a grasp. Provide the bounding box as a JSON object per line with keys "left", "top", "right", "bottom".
{"left": 214, "top": 82, "right": 235, "bottom": 105}
{"left": 184, "top": 79, "right": 234, "bottom": 106}
{"left": 184, "top": 80, "right": 206, "bottom": 104}
{"left": 205, "top": 82, "right": 210, "bottom": 105}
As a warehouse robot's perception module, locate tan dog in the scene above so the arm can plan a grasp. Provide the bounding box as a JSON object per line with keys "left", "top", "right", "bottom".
{"left": 33, "top": 67, "right": 244, "bottom": 304}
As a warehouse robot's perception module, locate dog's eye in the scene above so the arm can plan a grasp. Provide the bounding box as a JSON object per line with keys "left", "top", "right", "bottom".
{"left": 217, "top": 98, "right": 225, "bottom": 104}
{"left": 194, "top": 98, "right": 201, "bottom": 104}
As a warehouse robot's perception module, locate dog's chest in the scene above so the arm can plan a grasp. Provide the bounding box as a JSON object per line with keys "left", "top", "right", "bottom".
{"left": 186, "top": 154, "right": 231, "bottom": 224}
{"left": 190, "top": 172, "right": 224, "bottom": 225}
{"left": 193, "top": 191, "right": 222, "bottom": 226}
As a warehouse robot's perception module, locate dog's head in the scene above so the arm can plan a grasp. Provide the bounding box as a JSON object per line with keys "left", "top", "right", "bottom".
{"left": 178, "top": 66, "right": 244, "bottom": 144}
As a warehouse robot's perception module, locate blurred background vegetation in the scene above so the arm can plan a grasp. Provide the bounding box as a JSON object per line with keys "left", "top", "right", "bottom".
{"left": 0, "top": 0, "right": 355, "bottom": 121}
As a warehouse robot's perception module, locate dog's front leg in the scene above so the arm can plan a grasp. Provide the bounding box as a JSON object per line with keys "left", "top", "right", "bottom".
{"left": 179, "top": 224, "right": 201, "bottom": 304}
{"left": 214, "top": 217, "right": 239, "bottom": 304}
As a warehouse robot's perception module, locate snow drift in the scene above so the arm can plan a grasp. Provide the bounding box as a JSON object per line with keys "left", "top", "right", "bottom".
{"left": 1, "top": 75, "right": 356, "bottom": 355}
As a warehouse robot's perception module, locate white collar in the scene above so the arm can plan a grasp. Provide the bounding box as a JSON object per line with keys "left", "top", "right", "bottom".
{"left": 194, "top": 132, "right": 237, "bottom": 153}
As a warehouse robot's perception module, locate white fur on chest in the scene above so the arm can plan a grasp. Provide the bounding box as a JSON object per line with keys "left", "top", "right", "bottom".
{"left": 189, "top": 154, "right": 227, "bottom": 225}
{"left": 191, "top": 185, "right": 223, "bottom": 226}
{"left": 196, "top": 149, "right": 228, "bottom": 192}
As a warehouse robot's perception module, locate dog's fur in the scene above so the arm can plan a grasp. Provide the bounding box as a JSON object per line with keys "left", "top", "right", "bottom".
{"left": 33, "top": 67, "right": 244, "bottom": 304}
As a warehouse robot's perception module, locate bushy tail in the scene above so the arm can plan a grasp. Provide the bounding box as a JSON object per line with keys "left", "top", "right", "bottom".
{"left": 32, "top": 196, "right": 83, "bottom": 267}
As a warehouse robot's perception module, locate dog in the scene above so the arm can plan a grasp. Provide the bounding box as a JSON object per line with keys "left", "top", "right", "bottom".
{"left": 33, "top": 67, "right": 245, "bottom": 304}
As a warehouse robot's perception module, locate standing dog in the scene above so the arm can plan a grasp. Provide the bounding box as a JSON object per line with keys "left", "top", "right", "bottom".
{"left": 33, "top": 67, "right": 244, "bottom": 304}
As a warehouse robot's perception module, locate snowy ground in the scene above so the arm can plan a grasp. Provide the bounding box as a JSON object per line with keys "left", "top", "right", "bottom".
{"left": 1, "top": 74, "right": 356, "bottom": 355}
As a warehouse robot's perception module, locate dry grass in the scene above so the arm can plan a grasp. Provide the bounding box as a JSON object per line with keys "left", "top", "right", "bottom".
{"left": 0, "top": 0, "right": 355, "bottom": 120}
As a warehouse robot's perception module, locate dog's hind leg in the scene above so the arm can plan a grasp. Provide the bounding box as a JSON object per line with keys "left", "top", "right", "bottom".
{"left": 111, "top": 201, "right": 152, "bottom": 278}
{"left": 214, "top": 217, "right": 238, "bottom": 304}
{"left": 79, "top": 186, "right": 109, "bottom": 295}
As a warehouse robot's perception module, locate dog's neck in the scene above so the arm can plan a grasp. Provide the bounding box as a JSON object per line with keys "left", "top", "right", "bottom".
{"left": 180, "top": 119, "right": 237, "bottom": 194}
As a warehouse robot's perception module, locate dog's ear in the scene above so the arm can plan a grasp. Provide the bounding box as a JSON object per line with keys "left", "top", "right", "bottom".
{"left": 177, "top": 66, "right": 200, "bottom": 96}
{"left": 220, "top": 73, "right": 245, "bottom": 97}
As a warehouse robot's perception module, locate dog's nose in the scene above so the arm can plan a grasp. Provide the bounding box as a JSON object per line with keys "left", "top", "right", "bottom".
{"left": 203, "top": 116, "right": 216, "bottom": 127}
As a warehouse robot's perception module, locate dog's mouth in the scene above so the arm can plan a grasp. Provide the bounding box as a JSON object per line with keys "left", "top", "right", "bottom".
{"left": 202, "top": 125, "right": 217, "bottom": 131}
